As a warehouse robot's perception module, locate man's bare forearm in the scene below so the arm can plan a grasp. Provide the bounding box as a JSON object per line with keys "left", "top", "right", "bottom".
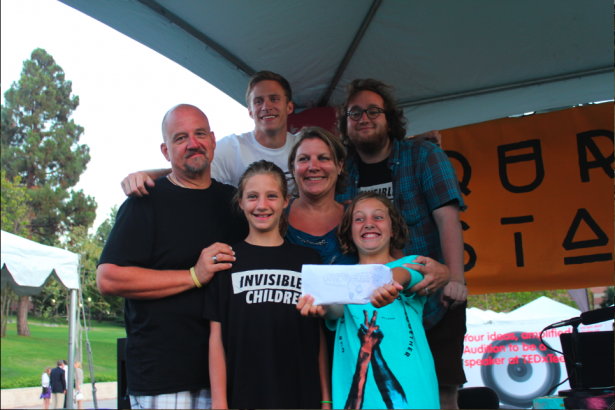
{"left": 432, "top": 204, "right": 465, "bottom": 283}
{"left": 145, "top": 168, "right": 172, "bottom": 180}
{"left": 97, "top": 263, "right": 195, "bottom": 299}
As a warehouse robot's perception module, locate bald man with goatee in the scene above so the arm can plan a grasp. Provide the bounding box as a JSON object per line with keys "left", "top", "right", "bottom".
{"left": 97, "top": 105, "right": 248, "bottom": 409}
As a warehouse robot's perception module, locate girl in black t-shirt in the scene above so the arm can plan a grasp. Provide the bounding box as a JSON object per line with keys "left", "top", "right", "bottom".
{"left": 204, "top": 160, "right": 331, "bottom": 409}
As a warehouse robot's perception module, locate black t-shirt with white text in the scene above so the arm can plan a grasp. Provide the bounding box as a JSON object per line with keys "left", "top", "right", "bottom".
{"left": 358, "top": 157, "right": 394, "bottom": 199}
{"left": 98, "top": 177, "right": 248, "bottom": 396}
{"left": 203, "top": 241, "right": 323, "bottom": 409}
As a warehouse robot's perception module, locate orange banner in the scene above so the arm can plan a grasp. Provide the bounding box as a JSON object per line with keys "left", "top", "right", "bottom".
{"left": 441, "top": 104, "right": 614, "bottom": 294}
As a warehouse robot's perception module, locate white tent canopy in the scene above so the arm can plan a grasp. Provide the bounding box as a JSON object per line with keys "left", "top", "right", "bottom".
{"left": 59, "top": 0, "right": 613, "bottom": 135}
{"left": 466, "top": 307, "right": 507, "bottom": 325}
{"left": 466, "top": 297, "right": 582, "bottom": 325}
{"left": 1, "top": 230, "right": 79, "bottom": 295}
{"left": 1, "top": 230, "right": 80, "bottom": 409}
{"left": 504, "top": 296, "right": 581, "bottom": 322}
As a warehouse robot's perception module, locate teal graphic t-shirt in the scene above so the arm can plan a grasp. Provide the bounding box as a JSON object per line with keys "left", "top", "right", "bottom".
{"left": 327, "top": 256, "right": 439, "bottom": 409}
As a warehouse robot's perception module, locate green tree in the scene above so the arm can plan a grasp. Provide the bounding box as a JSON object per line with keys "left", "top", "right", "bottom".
{"left": 467, "top": 289, "right": 577, "bottom": 313}
{"left": 92, "top": 206, "right": 123, "bottom": 320}
{"left": 1, "top": 48, "right": 96, "bottom": 244}
{"left": 94, "top": 205, "right": 118, "bottom": 247}
{"left": 1, "top": 48, "right": 97, "bottom": 336}
{"left": 599, "top": 287, "right": 614, "bottom": 308}
{"left": 0, "top": 170, "right": 31, "bottom": 337}
{"left": 1, "top": 170, "right": 31, "bottom": 238}
{"left": 66, "top": 225, "right": 122, "bottom": 322}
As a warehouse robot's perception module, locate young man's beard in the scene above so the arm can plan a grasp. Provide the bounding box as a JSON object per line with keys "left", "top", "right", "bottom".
{"left": 350, "top": 128, "right": 389, "bottom": 155}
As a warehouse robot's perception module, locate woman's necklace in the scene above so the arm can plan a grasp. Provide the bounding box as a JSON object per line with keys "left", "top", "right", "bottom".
{"left": 167, "top": 173, "right": 190, "bottom": 189}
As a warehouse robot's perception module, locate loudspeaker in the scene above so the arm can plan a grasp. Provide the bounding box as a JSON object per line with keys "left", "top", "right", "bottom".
{"left": 560, "top": 330, "right": 614, "bottom": 389}
{"left": 458, "top": 386, "right": 500, "bottom": 409}
{"left": 480, "top": 331, "right": 561, "bottom": 408}
{"left": 117, "top": 337, "right": 131, "bottom": 409}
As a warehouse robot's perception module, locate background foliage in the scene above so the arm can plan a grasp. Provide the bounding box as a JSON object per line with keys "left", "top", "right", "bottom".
{"left": 1, "top": 47, "right": 96, "bottom": 245}
{"left": 0, "top": 48, "right": 125, "bottom": 338}
{"left": 1, "top": 318, "right": 125, "bottom": 389}
{"left": 467, "top": 289, "right": 577, "bottom": 312}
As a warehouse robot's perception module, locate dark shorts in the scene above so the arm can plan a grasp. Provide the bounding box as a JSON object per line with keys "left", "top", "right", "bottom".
{"left": 425, "top": 301, "right": 468, "bottom": 386}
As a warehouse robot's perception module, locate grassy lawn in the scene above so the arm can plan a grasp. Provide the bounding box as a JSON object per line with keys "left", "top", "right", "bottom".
{"left": 1, "top": 317, "right": 126, "bottom": 389}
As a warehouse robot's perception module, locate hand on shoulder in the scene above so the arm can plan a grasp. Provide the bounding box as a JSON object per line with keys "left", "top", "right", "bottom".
{"left": 121, "top": 171, "right": 156, "bottom": 197}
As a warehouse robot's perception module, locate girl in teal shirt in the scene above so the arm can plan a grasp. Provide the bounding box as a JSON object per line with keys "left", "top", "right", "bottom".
{"left": 298, "top": 192, "right": 439, "bottom": 409}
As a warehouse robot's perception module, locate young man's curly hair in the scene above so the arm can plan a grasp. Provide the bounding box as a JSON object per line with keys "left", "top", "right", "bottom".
{"left": 337, "top": 192, "right": 408, "bottom": 255}
{"left": 336, "top": 79, "right": 408, "bottom": 155}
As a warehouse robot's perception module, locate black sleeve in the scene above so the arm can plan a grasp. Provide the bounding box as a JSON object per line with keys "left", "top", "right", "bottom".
{"left": 60, "top": 369, "right": 66, "bottom": 391}
{"left": 203, "top": 270, "right": 224, "bottom": 322}
{"left": 98, "top": 197, "right": 154, "bottom": 267}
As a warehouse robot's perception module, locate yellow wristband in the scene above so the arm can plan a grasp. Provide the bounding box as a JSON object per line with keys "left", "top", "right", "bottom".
{"left": 190, "top": 267, "right": 202, "bottom": 288}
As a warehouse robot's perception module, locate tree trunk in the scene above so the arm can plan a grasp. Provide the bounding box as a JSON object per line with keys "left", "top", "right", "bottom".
{"left": 1, "top": 287, "right": 11, "bottom": 338}
{"left": 17, "top": 295, "right": 31, "bottom": 336}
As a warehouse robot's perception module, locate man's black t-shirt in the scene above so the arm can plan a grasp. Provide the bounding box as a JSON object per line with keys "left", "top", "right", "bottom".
{"left": 358, "top": 157, "right": 394, "bottom": 199}
{"left": 98, "top": 177, "right": 248, "bottom": 396}
{"left": 203, "top": 241, "right": 323, "bottom": 409}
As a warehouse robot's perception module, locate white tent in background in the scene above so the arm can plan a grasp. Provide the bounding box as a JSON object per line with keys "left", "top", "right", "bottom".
{"left": 504, "top": 296, "right": 581, "bottom": 322}
{"left": 1, "top": 230, "right": 80, "bottom": 291}
{"left": 467, "top": 307, "right": 508, "bottom": 324}
{"left": 0, "top": 230, "right": 80, "bottom": 409}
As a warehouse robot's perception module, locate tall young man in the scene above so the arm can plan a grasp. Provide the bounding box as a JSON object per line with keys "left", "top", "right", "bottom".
{"left": 335, "top": 79, "right": 468, "bottom": 409}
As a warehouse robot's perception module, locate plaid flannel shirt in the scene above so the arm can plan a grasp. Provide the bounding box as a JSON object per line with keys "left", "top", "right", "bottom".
{"left": 336, "top": 138, "right": 466, "bottom": 329}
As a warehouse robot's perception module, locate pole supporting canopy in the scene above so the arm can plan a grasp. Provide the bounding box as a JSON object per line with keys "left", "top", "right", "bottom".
{"left": 398, "top": 66, "right": 615, "bottom": 108}
{"left": 137, "top": 0, "right": 256, "bottom": 77}
{"left": 318, "top": 0, "right": 382, "bottom": 107}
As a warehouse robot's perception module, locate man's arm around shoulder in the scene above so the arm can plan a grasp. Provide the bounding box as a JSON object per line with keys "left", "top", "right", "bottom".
{"left": 432, "top": 203, "right": 468, "bottom": 309}
{"left": 97, "top": 243, "right": 236, "bottom": 300}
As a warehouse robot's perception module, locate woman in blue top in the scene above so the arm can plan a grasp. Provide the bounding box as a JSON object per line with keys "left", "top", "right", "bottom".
{"left": 298, "top": 192, "right": 439, "bottom": 409}
{"left": 285, "top": 126, "right": 358, "bottom": 266}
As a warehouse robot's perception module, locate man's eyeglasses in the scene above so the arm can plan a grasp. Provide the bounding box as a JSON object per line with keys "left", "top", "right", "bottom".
{"left": 346, "top": 107, "right": 385, "bottom": 121}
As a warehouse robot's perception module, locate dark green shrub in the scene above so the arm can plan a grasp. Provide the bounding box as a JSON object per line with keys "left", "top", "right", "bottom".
{"left": 1, "top": 375, "right": 117, "bottom": 389}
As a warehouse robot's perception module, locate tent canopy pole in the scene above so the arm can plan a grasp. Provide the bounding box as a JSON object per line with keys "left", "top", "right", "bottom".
{"left": 66, "top": 289, "right": 77, "bottom": 409}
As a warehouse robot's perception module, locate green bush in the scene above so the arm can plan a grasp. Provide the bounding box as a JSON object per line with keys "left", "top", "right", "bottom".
{"left": 1, "top": 376, "right": 41, "bottom": 389}
{"left": 84, "top": 375, "right": 116, "bottom": 384}
{"left": 0, "top": 375, "right": 117, "bottom": 389}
